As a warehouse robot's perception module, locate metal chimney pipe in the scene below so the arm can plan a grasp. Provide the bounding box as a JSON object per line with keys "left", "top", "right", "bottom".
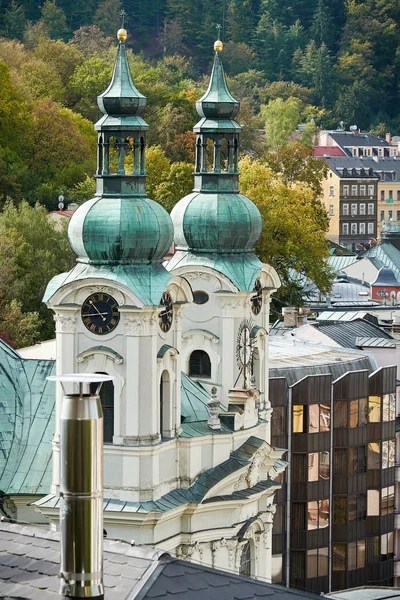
{"left": 47, "top": 373, "right": 114, "bottom": 599}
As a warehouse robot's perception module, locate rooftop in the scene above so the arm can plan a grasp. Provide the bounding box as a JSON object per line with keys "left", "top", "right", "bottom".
{"left": 328, "top": 132, "right": 390, "bottom": 148}
{"left": 269, "top": 336, "right": 374, "bottom": 385}
{"left": 0, "top": 520, "right": 323, "bottom": 600}
{"left": 316, "top": 318, "right": 394, "bottom": 349}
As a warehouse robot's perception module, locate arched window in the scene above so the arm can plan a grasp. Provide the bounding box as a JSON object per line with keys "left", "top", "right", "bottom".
{"left": 90, "top": 373, "right": 114, "bottom": 443}
{"left": 189, "top": 350, "right": 211, "bottom": 378}
{"left": 160, "top": 370, "right": 171, "bottom": 438}
{"left": 239, "top": 541, "right": 251, "bottom": 577}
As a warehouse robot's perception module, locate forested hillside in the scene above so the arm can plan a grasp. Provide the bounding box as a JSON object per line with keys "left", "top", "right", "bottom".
{"left": 1, "top": 0, "right": 399, "bottom": 135}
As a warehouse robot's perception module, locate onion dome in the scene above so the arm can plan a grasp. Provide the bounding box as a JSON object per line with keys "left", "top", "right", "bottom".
{"left": 68, "top": 196, "right": 173, "bottom": 265}
{"left": 97, "top": 27, "right": 146, "bottom": 117}
{"left": 170, "top": 27, "right": 262, "bottom": 260}
{"left": 172, "top": 192, "right": 261, "bottom": 253}
{"left": 68, "top": 21, "right": 174, "bottom": 266}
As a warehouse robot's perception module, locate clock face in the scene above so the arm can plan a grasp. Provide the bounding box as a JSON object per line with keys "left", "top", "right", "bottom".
{"left": 236, "top": 319, "right": 255, "bottom": 370}
{"left": 159, "top": 292, "right": 173, "bottom": 333}
{"left": 81, "top": 293, "right": 120, "bottom": 335}
{"left": 251, "top": 279, "right": 263, "bottom": 316}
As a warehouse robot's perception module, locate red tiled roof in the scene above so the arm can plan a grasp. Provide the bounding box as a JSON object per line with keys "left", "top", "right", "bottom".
{"left": 313, "top": 146, "right": 345, "bottom": 157}
{"left": 48, "top": 210, "right": 74, "bottom": 217}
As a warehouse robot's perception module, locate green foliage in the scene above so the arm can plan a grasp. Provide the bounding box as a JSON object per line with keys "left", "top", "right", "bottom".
{"left": 146, "top": 145, "right": 193, "bottom": 212}
{"left": 260, "top": 97, "right": 303, "bottom": 152}
{"left": 239, "top": 156, "right": 333, "bottom": 305}
{"left": 40, "top": 0, "right": 70, "bottom": 41}
{"left": 0, "top": 300, "right": 43, "bottom": 348}
{"left": 0, "top": 201, "right": 75, "bottom": 342}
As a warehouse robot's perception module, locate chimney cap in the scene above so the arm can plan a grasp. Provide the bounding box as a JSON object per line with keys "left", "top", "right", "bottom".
{"left": 47, "top": 373, "right": 115, "bottom": 384}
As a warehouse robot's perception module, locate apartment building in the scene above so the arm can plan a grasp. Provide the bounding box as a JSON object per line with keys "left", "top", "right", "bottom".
{"left": 320, "top": 157, "right": 378, "bottom": 249}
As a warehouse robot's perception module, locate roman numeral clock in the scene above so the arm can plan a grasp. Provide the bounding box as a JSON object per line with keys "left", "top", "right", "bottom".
{"left": 81, "top": 292, "right": 120, "bottom": 335}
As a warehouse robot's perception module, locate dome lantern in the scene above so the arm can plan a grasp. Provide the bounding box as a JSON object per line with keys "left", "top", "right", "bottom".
{"left": 68, "top": 19, "right": 174, "bottom": 268}
{"left": 169, "top": 26, "right": 262, "bottom": 264}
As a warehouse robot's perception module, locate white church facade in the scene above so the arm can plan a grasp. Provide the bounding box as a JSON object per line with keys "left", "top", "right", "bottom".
{"left": 2, "top": 26, "right": 286, "bottom": 583}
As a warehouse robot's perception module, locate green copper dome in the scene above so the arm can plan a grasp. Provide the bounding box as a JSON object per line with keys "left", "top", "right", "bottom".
{"left": 196, "top": 50, "right": 239, "bottom": 121}
{"left": 171, "top": 192, "right": 262, "bottom": 253}
{"left": 97, "top": 38, "right": 146, "bottom": 117}
{"left": 68, "top": 196, "right": 173, "bottom": 265}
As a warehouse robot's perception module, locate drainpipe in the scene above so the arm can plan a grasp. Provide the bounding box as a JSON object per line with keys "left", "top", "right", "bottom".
{"left": 47, "top": 373, "right": 114, "bottom": 600}
{"left": 285, "top": 386, "right": 292, "bottom": 588}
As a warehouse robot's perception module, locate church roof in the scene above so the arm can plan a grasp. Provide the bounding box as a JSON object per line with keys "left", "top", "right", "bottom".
{"left": 0, "top": 520, "right": 324, "bottom": 600}
{"left": 0, "top": 340, "right": 252, "bottom": 498}
{"left": 167, "top": 249, "right": 263, "bottom": 292}
{"left": 0, "top": 340, "right": 55, "bottom": 496}
{"left": 44, "top": 262, "right": 172, "bottom": 307}
{"left": 180, "top": 373, "right": 210, "bottom": 422}
{"left": 36, "top": 436, "right": 282, "bottom": 514}
{"left": 96, "top": 27, "right": 147, "bottom": 129}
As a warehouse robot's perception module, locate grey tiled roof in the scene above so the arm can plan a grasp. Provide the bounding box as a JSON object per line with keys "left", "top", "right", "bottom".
{"left": 136, "top": 556, "right": 324, "bottom": 600}
{"left": 317, "top": 318, "right": 393, "bottom": 349}
{"left": 329, "top": 132, "right": 389, "bottom": 148}
{"left": 0, "top": 520, "right": 164, "bottom": 600}
{"left": 0, "top": 521, "right": 324, "bottom": 600}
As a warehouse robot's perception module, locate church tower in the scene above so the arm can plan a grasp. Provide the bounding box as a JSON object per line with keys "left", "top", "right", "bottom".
{"left": 168, "top": 29, "right": 280, "bottom": 407}
{"left": 43, "top": 23, "right": 192, "bottom": 500}
{"left": 38, "top": 25, "right": 286, "bottom": 584}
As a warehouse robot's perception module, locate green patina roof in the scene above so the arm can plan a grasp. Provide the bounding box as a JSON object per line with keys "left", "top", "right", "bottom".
{"left": 44, "top": 262, "right": 172, "bottom": 307}
{"left": 1, "top": 360, "right": 236, "bottom": 497}
{"left": 68, "top": 196, "right": 173, "bottom": 266}
{"left": 0, "top": 340, "right": 55, "bottom": 495}
{"left": 167, "top": 249, "right": 263, "bottom": 292}
{"left": 97, "top": 38, "right": 146, "bottom": 119}
{"left": 36, "top": 436, "right": 281, "bottom": 513}
{"left": 181, "top": 373, "right": 211, "bottom": 422}
{"left": 171, "top": 192, "right": 262, "bottom": 254}
{"left": 196, "top": 50, "right": 240, "bottom": 123}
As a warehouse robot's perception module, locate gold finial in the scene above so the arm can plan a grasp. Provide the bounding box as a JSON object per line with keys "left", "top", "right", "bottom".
{"left": 118, "top": 8, "right": 128, "bottom": 41}
{"left": 214, "top": 23, "right": 223, "bottom": 52}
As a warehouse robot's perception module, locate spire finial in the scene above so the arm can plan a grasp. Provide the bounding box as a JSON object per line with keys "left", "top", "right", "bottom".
{"left": 214, "top": 24, "right": 223, "bottom": 52}
{"left": 117, "top": 8, "right": 128, "bottom": 41}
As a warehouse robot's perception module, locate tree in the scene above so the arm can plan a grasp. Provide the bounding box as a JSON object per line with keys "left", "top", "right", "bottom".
{"left": 152, "top": 161, "right": 193, "bottom": 212}
{"left": 239, "top": 156, "right": 333, "bottom": 305}
{"left": 157, "top": 19, "right": 188, "bottom": 56}
{"left": 2, "top": 1, "right": 26, "bottom": 40}
{"left": 264, "top": 141, "right": 329, "bottom": 228}
{"left": 295, "top": 41, "right": 334, "bottom": 107}
{"left": 40, "top": 0, "right": 70, "bottom": 41}
{"left": 93, "top": 0, "right": 122, "bottom": 38}
{"left": 146, "top": 145, "right": 193, "bottom": 212}
{"left": 0, "top": 300, "right": 42, "bottom": 348}
{"left": 260, "top": 97, "right": 302, "bottom": 153}
{"left": 0, "top": 201, "right": 75, "bottom": 341}
{"left": 222, "top": 42, "right": 257, "bottom": 76}
{"left": 310, "top": 0, "right": 334, "bottom": 49}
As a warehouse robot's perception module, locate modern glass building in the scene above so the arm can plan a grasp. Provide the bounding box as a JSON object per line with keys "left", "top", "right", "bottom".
{"left": 269, "top": 338, "right": 396, "bottom": 593}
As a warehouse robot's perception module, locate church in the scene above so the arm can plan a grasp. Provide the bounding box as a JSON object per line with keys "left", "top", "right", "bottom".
{"left": 0, "top": 25, "right": 285, "bottom": 582}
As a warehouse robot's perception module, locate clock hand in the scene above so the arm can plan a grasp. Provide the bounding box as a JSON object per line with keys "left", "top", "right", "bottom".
{"left": 88, "top": 300, "right": 107, "bottom": 321}
{"left": 85, "top": 312, "right": 109, "bottom": 317}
